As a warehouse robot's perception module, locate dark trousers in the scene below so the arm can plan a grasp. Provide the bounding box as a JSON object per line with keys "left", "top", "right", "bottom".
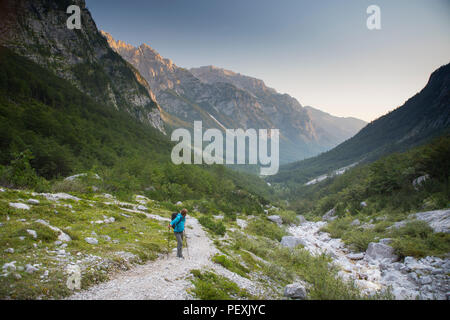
{"left": 174, "top": 231, "right": 183, "bottom": 257}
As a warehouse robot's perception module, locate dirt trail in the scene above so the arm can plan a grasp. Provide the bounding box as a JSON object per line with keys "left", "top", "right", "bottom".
{"left": 69, "top": 216, "right": 262, "bottom": 299}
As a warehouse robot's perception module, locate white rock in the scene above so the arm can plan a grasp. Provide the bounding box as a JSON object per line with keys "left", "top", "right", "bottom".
{"left": 25, "top": 264, "right": 38, "bottom": 274}
{"left": 176, "top": 201, "right": 183, "bottom": 206}
{"left": 136, "top": 205, "right": 147, "bottom": 211}
{"left": 236, "top": 219, "right": 247, "bottom": 229}
{"left": 101, "top": 235, "right": 111, "bottom": 242}
{"left": 2, "top": 262, "right": 16, "bottom": 272}
{"left": 104, "top": 217, "right": 115, "bottom": 223}
{"left": 267, "top": 215, "right": 283, "bottom": 225}
{"left": 4, "top": 248, "right": 14, "bottom": 253}
{"left": 351, "top": 219, "right": 361, "bottom": 226}
{"left": 85, "top": 237, "right": 98, "bottom": 245}
{"left": 65, "top": 173, "right": 100, "bottom": 181}
{"left": 66, "top": 264, "right": 81, "bottom": 290}
{"left": 347, "top": 253, "right": 364, "bottom": 260}
{"left": 58, "top": 232, "right": 72, "bottom": 242}
{"left": 35, "top": 219, "right": 71, "bottom": 242}
{"left": 284, "top": 283, "right": 307, "bottom": 299}
{"left": 9, "top": 203, "right": 30, "bottom": 210}
{"left": 412, "top": 209, "right": 450, "bottom": 233}
{"left": 280, "top": 236, "right": 306, "bottom": 248}
{"left": 39, "top": 193, "right": 81, "bottom": 202}
{"left": 360, "top": 201, "right": 367, "bottom": 207}
{"left": 27, "top": 199, "right": 40, "bottom": 204}
{"left": 365, "top": 242, "right": 398, "bottom": 262}
{"left": 27, "top": 229, "right": 37, "bottom": 238}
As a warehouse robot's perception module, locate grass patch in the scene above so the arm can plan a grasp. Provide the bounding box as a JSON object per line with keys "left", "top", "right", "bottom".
{"left": 189, "top": 269, "right": 252, "bottom": 299}
{"left": 212, "top": 254, "right": 250, "bottom": 278}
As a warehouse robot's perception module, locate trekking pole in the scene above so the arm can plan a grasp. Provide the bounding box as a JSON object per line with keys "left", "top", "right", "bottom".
{"left": 167, "top": 226, "right": 170, "bottom": 259}
{"left": 184, "top": 230, "right": 190, "bottom": 258}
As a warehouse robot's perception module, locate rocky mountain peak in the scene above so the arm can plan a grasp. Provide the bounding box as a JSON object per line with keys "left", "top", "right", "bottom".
{"left": 190, "top": 65, "right": 277, "bottom": 97}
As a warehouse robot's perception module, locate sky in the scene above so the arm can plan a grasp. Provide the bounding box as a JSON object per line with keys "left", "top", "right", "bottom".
{"left": 86, "top": 0, "right": 450, "bottom": 122}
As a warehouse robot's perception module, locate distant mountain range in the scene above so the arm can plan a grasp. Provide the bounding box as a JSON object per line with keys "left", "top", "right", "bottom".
{"left": 101, "top": 32, "right": 366, "bottom": 164}
{"left": 271, "top": 62, "right": 450, "bottom": 184}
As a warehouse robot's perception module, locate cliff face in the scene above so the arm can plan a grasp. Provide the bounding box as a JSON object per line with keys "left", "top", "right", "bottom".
{"left": 0, "top": 0, "right": 164, "bottom": 132}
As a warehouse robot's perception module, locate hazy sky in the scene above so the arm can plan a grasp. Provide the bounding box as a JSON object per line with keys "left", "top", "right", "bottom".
{"left": 86, "top": 0, "right": 450, "bottom": 122}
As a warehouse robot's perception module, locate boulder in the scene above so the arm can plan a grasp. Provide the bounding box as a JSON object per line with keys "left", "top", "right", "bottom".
{"left": 268, "top": 215, "right": 283, "bottom": 225}
{"left": 350, "top": 219, "right": 360, "bottom": 226}
{"left": 27, "top": 199, "right": 40, "bottom": 205}
{"left": 360, "top": 201, "right": 367, "bottom": 207}
{"left": 284, "top": 283, "right": 307, "bottom": 299}
{"left": 412, "top": 209, "right": 450, "bottom": 233}
{"left": 176, "top": 201, "right": 183, "bottom": 206}
{"left": 40, "top": 193, "right": 81, "bottom": 202}
{"left": 322, "top": 208, "right": 336, "bottom": 221}
{"left": 280, "top": 236, "right": 306, "bottom": 248}
{"left": 365, "top": 242, "right": 398, "bottom": 262}
{"left": 360, "top": 223, "right": 375, "bottom": 230}
{"left": 4, "top": 248, "right": 14, "bottom": 254}
{"left": 9, "top": 203, "right": 30, "bottom": 210}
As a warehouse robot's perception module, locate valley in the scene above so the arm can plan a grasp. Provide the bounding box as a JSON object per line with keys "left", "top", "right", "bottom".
{"left": 0, "top": 0, "right": 448, "bottom": 301}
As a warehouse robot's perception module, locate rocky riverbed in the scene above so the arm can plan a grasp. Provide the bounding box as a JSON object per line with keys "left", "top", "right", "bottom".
{"left": 283, "top": 220, "right": 450, "bottom": 300}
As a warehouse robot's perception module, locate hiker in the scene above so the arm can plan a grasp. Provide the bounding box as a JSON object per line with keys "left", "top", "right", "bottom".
{"left": 169, "top": 208, "right": 187, "bottom": 259}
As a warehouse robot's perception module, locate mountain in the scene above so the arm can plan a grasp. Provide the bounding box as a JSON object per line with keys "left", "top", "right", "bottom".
{"left": 102, "top": 33, "right": 366, "bottom": 164}
{"left": 271, "top": 63, "right": 450, "bottom": 184}
{"left": 0, "top": 0, "right": 164, "bottom": 132}
{"left": 303, "top": 106, "right": 367, "bottom": 147}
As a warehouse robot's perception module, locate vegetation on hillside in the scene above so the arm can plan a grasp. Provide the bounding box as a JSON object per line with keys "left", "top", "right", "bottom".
{"left": 271, "top": 63, "right": 450, "bottom": 185}
{"left": 279, "top": 135, "right": 450, "bottom": 258}
{"left": 0, "top": 46, "right": 273, "bottom": 215}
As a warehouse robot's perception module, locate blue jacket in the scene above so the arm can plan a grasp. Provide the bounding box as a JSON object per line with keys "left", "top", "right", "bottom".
{"left": 171, "top": 213, "right": 185, "bottom": 233}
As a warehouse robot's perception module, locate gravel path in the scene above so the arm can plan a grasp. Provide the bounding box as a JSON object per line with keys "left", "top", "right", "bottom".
{"left": 69, "top": 216, "right": 264, "bottom": 299}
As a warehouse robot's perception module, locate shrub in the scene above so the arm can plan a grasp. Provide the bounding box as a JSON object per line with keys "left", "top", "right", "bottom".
{"left": 246, "top": 218, "right": 286, "bottom": 241}
{"left": 277, "top": 210, "right": 299, "bottom": 225}
{"left": 198, "top": 216, "right": 226, "bottom": 236}
{"left": 212, "top": 254, "right": 249, "bottom": 278}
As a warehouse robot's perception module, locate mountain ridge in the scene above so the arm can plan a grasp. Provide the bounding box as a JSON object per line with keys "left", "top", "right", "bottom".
{"left": 102, "top": 31, "right": 367, "bottom": 164}
{"left": 271, "top": 62, "right": 450, "bottom": 184}
{"left": 0, "top": 0, "right": 164, "bottom": 132}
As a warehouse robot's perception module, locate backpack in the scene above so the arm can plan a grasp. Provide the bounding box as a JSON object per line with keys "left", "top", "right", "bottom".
{"left": 171, "top": 212, "right": 181, "bottom": 228}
